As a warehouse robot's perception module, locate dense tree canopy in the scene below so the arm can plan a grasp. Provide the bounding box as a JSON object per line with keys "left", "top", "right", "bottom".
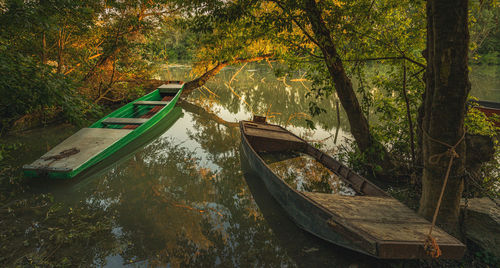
{"left": 0, "top": 0, "right": 498, "bottom": 248}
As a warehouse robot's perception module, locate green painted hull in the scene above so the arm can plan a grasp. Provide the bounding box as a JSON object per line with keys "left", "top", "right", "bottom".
{"left": 23, "top": 85, "right": 183, "bottom": 179}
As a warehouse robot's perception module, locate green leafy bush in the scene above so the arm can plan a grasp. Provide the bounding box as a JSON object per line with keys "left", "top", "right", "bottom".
{"left": 0, "top": 49, "right": 92, "bottom": 133}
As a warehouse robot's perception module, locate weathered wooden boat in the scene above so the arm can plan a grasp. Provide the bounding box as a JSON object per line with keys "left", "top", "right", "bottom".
{"left": 240, "top": 152, "right": 376, "bottom": 266}
{"left": 474, "top": 100, "right": 500, "bottom": 128}
{"left": 240, "top": 117, "right": 466, "bottom": 259}
{"left": 23, "top": 83, "right": 183, "bottom": 179}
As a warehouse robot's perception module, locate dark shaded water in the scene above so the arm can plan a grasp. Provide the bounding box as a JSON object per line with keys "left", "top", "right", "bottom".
{"left": 3, "top": 63, "right": 498, "bottom": 267}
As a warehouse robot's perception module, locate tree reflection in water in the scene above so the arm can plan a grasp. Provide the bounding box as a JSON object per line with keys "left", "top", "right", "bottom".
{"left": 64, "top": 111, "right": 298, "bottom": 267}
{"left": 4, "top": 62, "right": 389, "bottom": 267}
{"left": 259, "top": 152, "right": 356, "bottom": 195}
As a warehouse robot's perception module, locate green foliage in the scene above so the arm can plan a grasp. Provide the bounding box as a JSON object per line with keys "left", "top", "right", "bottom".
{"left": 465, "top": 106, "right": 499, "bottom": 136}
{"left": 466, "top": 97, "right": 500, "bottom": 136}
{"left": 336, "top": 139, "right": 371, "bottom": 176}
{"left": 473, "top": 249, "right": 500, "bottom": 267}
{"left": 0, "top": 143, "right": 20, "bottom": 163}
{"left": 143, "top": 20, "right": 197, "bottom": 62}
{"left": 0, "top": 49, "right": 92, "bottom": 133}
{"left": 475, "top": 52, "right": 500, "bottom": 65}
{"left": 0, "top": 0, "right": 187, "bottom": 133}
{"left": 370, "top": 62, "right": 423, "bottom": 163}
{"left": 470, "top": 1, "right": 500, "bottom": 64}
{"left": 465, "top": 99, "right": 500, "bottom": 201}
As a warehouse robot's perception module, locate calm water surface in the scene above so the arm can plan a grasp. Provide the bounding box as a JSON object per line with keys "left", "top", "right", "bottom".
{"left": 6, "top": 63, "right": 499, "bottom": 267}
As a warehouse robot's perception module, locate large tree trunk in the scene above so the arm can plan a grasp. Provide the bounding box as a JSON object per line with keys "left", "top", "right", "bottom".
{"left": 301, "top": 0, "right": 395, "bottom": 177}
{"left": 419, "top": 0, "right": 470, "bottom": 235}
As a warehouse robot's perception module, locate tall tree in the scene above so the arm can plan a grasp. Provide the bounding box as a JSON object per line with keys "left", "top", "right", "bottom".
{"left": 419, "top": 0, "right": 470, "bottom": 234}
{"left": 298, "top": 0, "right": 394, "bottom": 175}
{"left": 183, "top": 0, "right": 430, "bottom": 178}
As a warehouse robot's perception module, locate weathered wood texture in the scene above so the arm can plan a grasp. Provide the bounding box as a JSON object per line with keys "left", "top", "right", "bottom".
{"left": 303, "top": 192, "right": 463, "bottom": 259}
{"left": 242, "top": 123, "right": 305, "bottom": 152}
{"left": 158, "top": 83, "right": 183, "bottom": 94}
{"left": 133, "top": 101, "right": 170, "bottom": 106}
{"left": 240, "top": 120, "right": 466, "bottom": 259}
{"left": 24, "top": 128, "right": 132, "bottom": 172}
{"left": 102, "top": 117, "right": 149, "bottom": 125}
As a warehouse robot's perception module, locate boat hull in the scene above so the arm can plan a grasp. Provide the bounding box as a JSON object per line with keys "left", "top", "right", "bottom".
{"left": 239, "top": 120, "right": 466, "bottom": 259}
{"left": 240, "top": 135, "right": 373, "bottom": 255}
{"left": 23, "top": 83, "right": 183, "bottom": 179}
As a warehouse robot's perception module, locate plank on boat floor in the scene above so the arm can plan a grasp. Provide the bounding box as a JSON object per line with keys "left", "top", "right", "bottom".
{"left": 302, "top": 192, "right": 459, "bottom": 244}
{"left": 244, "top": 125, "right": 303, "bottom": 143}
{"left": 24, "top": 128, "right": 132, "bottom": 172}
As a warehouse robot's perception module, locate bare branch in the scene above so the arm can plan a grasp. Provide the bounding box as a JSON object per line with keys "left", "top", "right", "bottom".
{"left": 182, "top": 54, "right": 273, "bottom": 95}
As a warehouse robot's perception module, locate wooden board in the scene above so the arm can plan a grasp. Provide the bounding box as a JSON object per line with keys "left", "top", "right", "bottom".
{"left": 134, "top": 100, "right": 169, "bottom": 106}
{"left": 24, "top": 128, "right": 132, "bottom": 172}
{"left": 244, "top": 125, "right": 303, "bottom": 143}
{"left": 244, "top": 122, "right": 289, "bottom": 132}
{"left": 102, "top": 117, "right": 149, "bottom": 125}
{"left": 158, "top": 83, "right": 182, "bottom": 94}
{"left": 303, "top": 192, "right": 460, "bottom": 245}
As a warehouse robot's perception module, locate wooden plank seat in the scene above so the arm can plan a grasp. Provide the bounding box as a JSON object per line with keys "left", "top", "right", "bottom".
{"left": 102, "top": 117, "right": 149, "bottom": 125}
{"left": 158, "top": 83, "right": 183, "bottom": 94}
{"left": 122, "top": 95, "right": 173, "bottom": 130}
{"left": 133, "top": 100, "right": 169, "bottom": 106}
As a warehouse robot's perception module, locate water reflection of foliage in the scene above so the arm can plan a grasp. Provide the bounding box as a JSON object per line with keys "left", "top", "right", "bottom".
{"left": 175, "top": 62, "right": 351, "bottom": 131}
{"left": 0, "top": 189, "right": 116, "bottom": 266}
{"left": 74, "top": 128, "right": 294, "bottom": 266}
{"left": 259, "top": 152, "right": 355, "bottom": 195}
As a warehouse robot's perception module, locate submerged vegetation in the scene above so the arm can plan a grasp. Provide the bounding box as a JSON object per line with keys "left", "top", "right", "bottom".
{"left": 0, "top": 0, "right": 499, "bottom": 266}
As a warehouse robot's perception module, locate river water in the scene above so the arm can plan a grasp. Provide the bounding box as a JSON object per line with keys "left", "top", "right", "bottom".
{"left": 4, "top": 63, "right": 499, "bottom": 267}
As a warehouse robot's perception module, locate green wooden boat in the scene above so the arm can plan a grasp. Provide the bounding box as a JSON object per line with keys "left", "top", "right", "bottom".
{"left": 23, "top": 83, "right": 183, "bottom": 179}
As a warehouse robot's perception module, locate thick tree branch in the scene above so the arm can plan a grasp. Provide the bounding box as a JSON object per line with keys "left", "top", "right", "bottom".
{"left": 177, "top": 99, "right": 238, "bottom": 128}
{"left": 182, "top": 54, "right": 273, "bottom": 95}
{"left": 345, "top": 56, "right": 426, "bottom": 68}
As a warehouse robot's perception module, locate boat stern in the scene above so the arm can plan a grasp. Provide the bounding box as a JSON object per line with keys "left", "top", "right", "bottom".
{"left": 377, "top": 240, "right": 466, "bottom": 259}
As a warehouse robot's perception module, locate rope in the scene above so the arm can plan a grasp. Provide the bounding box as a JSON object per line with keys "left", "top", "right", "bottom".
{"left": 422, "top": 130, "right": 466, "bottom": 258}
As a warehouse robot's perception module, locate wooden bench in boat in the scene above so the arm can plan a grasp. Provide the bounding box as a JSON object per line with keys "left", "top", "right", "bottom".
{"left": 133, "top": 101, "right": 169, "bottom": 106}
{"left": 102, "top": 117, "right": 149, "bottom": 125}
{"left": 158, "top": 83, "right": 183, "bottom": 94}
{"left": 242, "top": 122, "right": 306, "bottom": 152}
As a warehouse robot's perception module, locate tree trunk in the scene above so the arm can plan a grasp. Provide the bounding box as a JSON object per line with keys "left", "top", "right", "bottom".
{"left": 41, "top": 32, "right": 47, "bottom": 64}
{"left": 56, "top": 28, "right": 65, "bottom": 74}
{"left": 419, "top": 0, "right": 470, "bottom": 235}
{"left": 301, "top": 0, "right": 395, "bottom": 177}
